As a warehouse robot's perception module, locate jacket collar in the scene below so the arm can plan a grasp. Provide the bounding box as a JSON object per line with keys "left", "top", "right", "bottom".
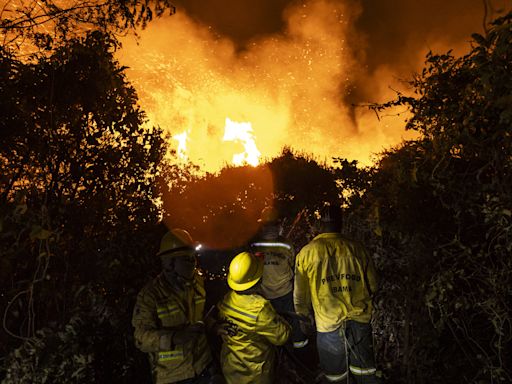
{"left": 313, "top": 232, "right": 343, "bottom": 241}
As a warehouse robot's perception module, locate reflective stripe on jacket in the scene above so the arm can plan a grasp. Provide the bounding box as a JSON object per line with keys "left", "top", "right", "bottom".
{"left": 132, "top": 274, "right": 211, "bottom": 383}
{"left": 250, "top": 238, "right": 295, "bottom": 299}
{"left": 218, "top": 291, "right": 291, "bottom": 384}
{"left": 294, "top": 233, "right": 378, "bottom": 332}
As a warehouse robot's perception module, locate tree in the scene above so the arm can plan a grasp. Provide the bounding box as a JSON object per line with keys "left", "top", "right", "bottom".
{"left": 362, "top": 12, "right": 512, "bottom": 383}
{"left": 0, "top": 0, "right": 176, "bottom": 53}
{"left": 0, "top": 31, "right": 167, "bottom": 381}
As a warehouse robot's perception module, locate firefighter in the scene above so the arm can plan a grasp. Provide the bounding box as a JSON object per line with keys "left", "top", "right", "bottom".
{"left": 250, "top": 206, "right": 308, "bottom": 349}
{"left": 218, "top": 251, "right": 291, "bottom": 384}
{"left": 294, "top": 205, "right": 381, "bottom": 384}
{"left": 132, "top": 229, "right": 216, "bottom": 384}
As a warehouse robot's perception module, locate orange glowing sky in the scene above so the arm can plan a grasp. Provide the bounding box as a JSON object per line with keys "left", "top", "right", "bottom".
{"left": 116, "top": 0, "right": 511, "bottom": 172}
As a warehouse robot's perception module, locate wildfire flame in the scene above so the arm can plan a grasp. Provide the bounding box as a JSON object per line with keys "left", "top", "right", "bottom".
{"left": 222, "top": 118, "right": 261, "bottom": 166}
{"left": 117, "top": 0, "right": 419, "bottom": 172}
{"left": 173, "top": 130, "right": 189, "bottom": 161}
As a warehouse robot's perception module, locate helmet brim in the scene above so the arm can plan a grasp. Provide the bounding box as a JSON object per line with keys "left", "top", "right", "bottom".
{"left": 157, "top": 246, "right": 194, "bottom": 258}
{"left": 227, "top": 257, "right": 264, "bottom": 291}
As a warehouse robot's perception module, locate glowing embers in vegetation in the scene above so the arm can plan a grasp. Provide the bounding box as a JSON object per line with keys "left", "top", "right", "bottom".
{"left": 222, "top": 118, "right": 261, "bottom": 167}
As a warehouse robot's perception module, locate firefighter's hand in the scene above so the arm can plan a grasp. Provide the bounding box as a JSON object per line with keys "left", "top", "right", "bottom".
{"left": 299, "top": 313, "right": 315, "bottom": 336}
{"left": 213, "top": 320, "right": 237, "bottom": 337}
{"left": 166, "top": 322, "right": 205, "bottom": 346}
{"left": 187, "top": 321, "right": 206, "bottom": 333}
{"left": 159, "top": 333, "right": 173, "bottom": 350}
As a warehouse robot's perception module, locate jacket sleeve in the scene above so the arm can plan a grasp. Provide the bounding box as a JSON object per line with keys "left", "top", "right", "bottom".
{"left": 293, "top": 249, "right": 311, "bottom": 316}
{"left": 255, "top": 301, "right": 291, "bottom": 346}
{"left": 132, "top": 289, "right": 167, "bottom": 353}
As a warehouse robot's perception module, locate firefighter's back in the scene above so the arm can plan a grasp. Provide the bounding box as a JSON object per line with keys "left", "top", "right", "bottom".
{"left": 218, "top": 290, "right": 290, "bottom": 384}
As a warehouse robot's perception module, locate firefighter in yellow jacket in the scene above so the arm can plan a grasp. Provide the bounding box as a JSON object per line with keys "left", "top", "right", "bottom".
{"left": 132, "top": 229, "right": 213, "bottom": 384}
{"left": 218, "top": 251, "right": 291, "bottom": 384}
{"left": 294, "top": 205, "right": 381, "bottom": 384}
{"left": 249, "top": 207, "right": 308, "bottom": 349}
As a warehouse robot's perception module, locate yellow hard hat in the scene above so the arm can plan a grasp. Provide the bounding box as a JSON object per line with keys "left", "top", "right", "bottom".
{"left": 227, "top": 252, "right": 264, "bottom": 291}
{"left": 157, "top": 228, "right": 194, "bottom": 258}
{"left": 258, "top": 206, "right": 279, "bottom": 223}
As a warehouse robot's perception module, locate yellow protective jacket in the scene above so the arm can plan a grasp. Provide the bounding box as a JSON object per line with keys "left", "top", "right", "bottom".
{"left": 218, "top": 291, "right": 291, "bottom": 384}
{"left": 250, "top": 238, "right": 295, "bottom": 299}
{"left": 294, "top": 233, "right": 378, "bottom": 332}
{"left": 132, "top": 274, "right": 212, "bottom": 383}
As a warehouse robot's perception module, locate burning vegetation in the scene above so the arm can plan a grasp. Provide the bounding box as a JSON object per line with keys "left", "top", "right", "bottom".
{"left": 116, "top": 0, "right": 416, "bottom": 171}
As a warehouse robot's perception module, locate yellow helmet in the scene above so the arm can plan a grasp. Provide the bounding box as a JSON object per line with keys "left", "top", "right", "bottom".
{"left": 157, "top": 228, "right": 194, "bottom": 258}
{"left": 227, "top": 252, "right": 263, "bottom": 291}
{"left": 258, "top": 206, "right": 279, "bottom": 223}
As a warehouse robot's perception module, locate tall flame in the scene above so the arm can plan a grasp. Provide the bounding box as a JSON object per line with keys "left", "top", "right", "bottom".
{"left": 173, "top": 131, "right": 189, "bottom": 161}
{"left": 222, "top": 118, "right": 261, "bottom": 166}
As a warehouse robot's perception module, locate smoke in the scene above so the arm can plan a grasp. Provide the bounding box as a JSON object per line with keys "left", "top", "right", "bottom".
{"left": 117, "top": 0, "right": 511, "bottom": 171}
{"left": 347, "top": 0, "right": 512, "bottom": 104}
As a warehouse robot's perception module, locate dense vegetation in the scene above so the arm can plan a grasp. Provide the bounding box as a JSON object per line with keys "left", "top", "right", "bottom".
{"left": 366, "top": 15, "right": 512, "bottom": 381}
{"left": 1, "top": 7, "right": 511, "bottom": 384}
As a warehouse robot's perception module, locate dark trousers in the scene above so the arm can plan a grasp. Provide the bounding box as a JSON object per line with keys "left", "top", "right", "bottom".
{"left": 270, "top": 291, "right": 308, "bottom": 346}
{"left": 174, "top": 364, "right": 224, "bottom": 384}
{"left": 316, "top": 320, "right": 381, "bottom": 384}
{"left": 174, "top": 371, "right": 210, "bottom": 384}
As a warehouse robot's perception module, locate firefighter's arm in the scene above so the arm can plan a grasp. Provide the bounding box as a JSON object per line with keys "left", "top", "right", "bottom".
{"left": 132, "top": 291, "right": 204, "bottom": 351}
{"left": 132, "top": 290, "right": 169, "bottom": 353}
{"left": 255, "top": 301, "right": 291, "bottom": 346}
{"left": 204, "top": 305, "right": 237, "bottom": 337}
{"left": 293, "top": 251, "right": 312, "bottom": 317}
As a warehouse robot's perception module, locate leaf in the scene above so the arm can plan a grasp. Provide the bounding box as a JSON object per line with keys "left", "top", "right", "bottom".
{"left": 425, "top": 289, "right": 435, "bottom": 302}
{"left": 14, "top": 204, "right": 27, "bottom": 216}
{"left": 411, "top": 163, "right": 418, "bottom": 183}
{"left": 471, "top": 33, "right": 487, "bottom": 46}
{"left": 35, "top": 228, "right": 50, "bottom": 240}
{"left": 30, "top": 225, "right": 52, "bottom": 240}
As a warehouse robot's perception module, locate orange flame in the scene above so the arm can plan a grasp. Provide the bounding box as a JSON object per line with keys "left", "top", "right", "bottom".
{"left": 173, "top": 130, "right": 189, "bottom": 161}
{"left": 117, "top": 0, "right": 418, "bottom": 171}
{"left": 222, "top": 118, "right": 261, "bottom": 166}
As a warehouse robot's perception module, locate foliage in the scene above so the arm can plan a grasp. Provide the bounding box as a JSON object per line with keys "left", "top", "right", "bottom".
{"left": 0, "top": 0, "right": 176, "bottom": 53}
{"left": 2, "top": 286, "right": 152, "bottom": 384}
{"left": 358, "top": 12, "right": 512, "bottom": 383}
{"left": 0, "top": 30, "right": 166, "bottom": 380}
{"left": 159, "top": 148, "right": 340, "bottom": 250}
{"left": 269, "top": 148, "right": 340, "bottom": 215}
